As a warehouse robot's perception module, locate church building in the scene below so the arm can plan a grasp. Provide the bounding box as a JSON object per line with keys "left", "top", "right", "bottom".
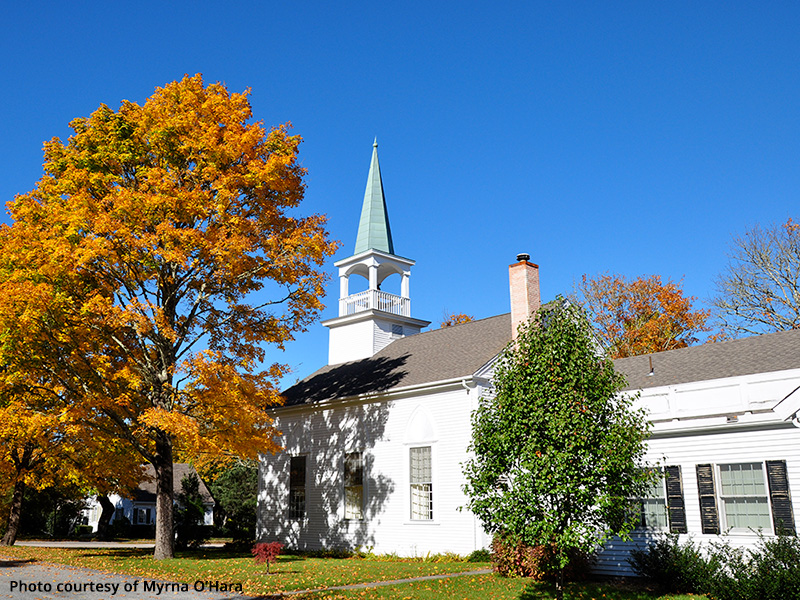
{"left": 257, "top": 143, "right": 800, "bottom": 575}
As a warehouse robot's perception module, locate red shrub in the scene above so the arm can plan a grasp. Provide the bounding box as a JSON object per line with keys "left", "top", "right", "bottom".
{"left": 252, "top": 542, "right": 283, "bottom": 574}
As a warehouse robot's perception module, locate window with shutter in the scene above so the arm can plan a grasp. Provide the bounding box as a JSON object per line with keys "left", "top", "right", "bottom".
{"left": 718, "top": 463, "right": 771, "bottom": 531}
{"left": 639, "top": 475, "right": 668, "bottom": 530}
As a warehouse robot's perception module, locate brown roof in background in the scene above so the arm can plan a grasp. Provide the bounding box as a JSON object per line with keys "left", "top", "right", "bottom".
{"left": 283, "top": 310, "right": 800, "bottom": 407}
{"left": 134, "top": 463, "right": 214, "bottom": 505}
{"left": 282, "top": 313, "right": 512, "bottom": 406}
{"left": 614, "top": 328, "right": 800, "bottom": 391}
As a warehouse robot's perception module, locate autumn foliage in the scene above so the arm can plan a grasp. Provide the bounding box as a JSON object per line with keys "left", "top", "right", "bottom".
{"left": 575, "top": 273, "right": 712, "bottom": 358}
{"left": 440, "top": 312, "right": 475, "bottom": 328}
{"left": 0, "top": 75, "right": 337, "bottom": 556}
{"left": 252, "top": 541, "right": 283, "bottom": 574}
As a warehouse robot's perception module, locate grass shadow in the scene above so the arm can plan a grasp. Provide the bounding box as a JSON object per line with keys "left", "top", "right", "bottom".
{"left": 518, "top": 580, "right": 667, "bottom": 600}
{"left": 0, "top": 558, "right": 37, "bottom": 567}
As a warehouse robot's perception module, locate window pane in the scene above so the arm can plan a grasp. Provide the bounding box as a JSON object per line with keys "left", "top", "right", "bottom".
{"left": 290, "top": 456, "right": 306, "bottom": 488}
{"left": 345, "top": 486, "right": 363, "bottom": 520}
{"left": 723, "top": 497, "right": 771, "bottom": 530}
{"left": 410, "top": 447, "right": 431, "bottom": 483}
{"left": 720, "top": 463, "right": 766, "bottom": 496}
{"left": 289, "top": 456, "right": 306, "bottom": 519}
{"left": 410, "top": 447, "right": 432, "bottom": 520}
{"left": 411, "top": 483, "right": 433, "bottom": 520}
{"left": 344, "top": 452, "right": 364, "bottom": 520}
{"left": 642, "top": 498, "right": 669, "bottom": 529}
{"left": 345, "top": 452, "right": 363, "bottom": 487}
{"left": 289, "top": 489, "right": 305, "bottom": 519}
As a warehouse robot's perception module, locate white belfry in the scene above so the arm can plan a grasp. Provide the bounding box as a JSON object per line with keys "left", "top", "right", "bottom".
{"left": 323, "top": 140, "right": 430, "bottom": 364}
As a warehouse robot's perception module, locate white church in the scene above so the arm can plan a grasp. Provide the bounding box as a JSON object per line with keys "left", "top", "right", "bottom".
{"left": 257, "top": 143, "right": 800, "bottom": 575}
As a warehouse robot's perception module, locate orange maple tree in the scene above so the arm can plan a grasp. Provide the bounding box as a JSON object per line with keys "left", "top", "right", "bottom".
{"left": 0, "top": 75, "right": 338, "bottom": 558}
{"left": 440, "top": 312, "right": 475, "bottom": 328}
{"left": 574, "top": 273, "right": 712, "bottom": 358}
{"left": 0, "top": 386, "right": 143, "bottom": 545}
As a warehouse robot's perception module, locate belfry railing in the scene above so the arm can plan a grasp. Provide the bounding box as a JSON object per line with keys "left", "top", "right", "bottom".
{"left": 339, "top": 290, "right": 410, "bottom": 317}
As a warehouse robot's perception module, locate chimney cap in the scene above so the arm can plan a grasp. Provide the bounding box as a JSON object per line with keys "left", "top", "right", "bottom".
{"left": 516, "top": 252, "right": 530, "bottom": 262}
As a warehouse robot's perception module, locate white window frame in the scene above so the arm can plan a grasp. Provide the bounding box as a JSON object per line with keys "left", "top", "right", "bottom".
{"left": 289, "top": 455, "right": 307, "bottom": 520}
{"left": 638, "top": 474, "right": 669, "bottom": 530}
{"left": 716, "top": 462, "right": 772, "bottom": 533}
{"left": 344, "top": 451, "right": 364, "bottom": 521}
{"left": 409, "top": 446, "right": 433, "bottom": 521}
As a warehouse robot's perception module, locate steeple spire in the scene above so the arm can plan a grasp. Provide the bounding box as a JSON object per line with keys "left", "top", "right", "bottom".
{"left": 322, "top": 140, "right": 429, "bottom": 365}
{"left": 354, "top": 139, "right": 394, "bottom": 255}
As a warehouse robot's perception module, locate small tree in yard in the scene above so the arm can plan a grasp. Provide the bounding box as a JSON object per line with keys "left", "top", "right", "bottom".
{"left": 174, "top": 473, "right": 209, "bottom": 549}
{"left": 462, "top": 300, "right": 653, "bottom": 600}
{"left": 252, "top": 541, "right": 283, "bottom": 574}
{"left": 208, "top": 460, "right": 257, "bottom": 547}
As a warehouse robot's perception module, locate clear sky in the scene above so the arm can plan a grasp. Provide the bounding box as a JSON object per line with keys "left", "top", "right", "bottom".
{"left": 2, "top": 2, "right": 798, "bottom": 387}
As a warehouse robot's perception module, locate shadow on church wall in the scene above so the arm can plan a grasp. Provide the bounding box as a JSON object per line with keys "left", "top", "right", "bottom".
{"left": 258, "top": 355, "right": 409, "bottom": 552}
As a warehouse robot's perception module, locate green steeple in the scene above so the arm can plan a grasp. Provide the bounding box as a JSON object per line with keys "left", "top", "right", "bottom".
{"left": 354, "top": 139, "right": 395, "bottom": 255}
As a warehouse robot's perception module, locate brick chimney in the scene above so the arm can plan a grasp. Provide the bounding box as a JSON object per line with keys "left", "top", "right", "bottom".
{"left": 509, "top": 253, "right": 541, "bottom": 339}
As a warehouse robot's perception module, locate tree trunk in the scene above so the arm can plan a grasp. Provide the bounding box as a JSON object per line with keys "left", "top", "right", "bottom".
{"left": 153, "top": 432, "right": 174, "bottom": 559}
{"left": 1, "top": 480, "right": 26, "bottom": 546}
{"left": 96, "top": 495, "right": 115, "bottom": 540}
{"left": 555, "top": 565, "right": 565, "bottom": 600}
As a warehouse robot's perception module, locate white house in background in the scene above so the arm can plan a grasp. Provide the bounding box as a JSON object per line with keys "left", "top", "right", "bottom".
{"left": 84, "top": 463, "right": 215, "bottom": 532}
{"left": 600, "top": 333, "right": 800, "bottom": 575}
{"left": 256, "top": 143, "right": 800, "bottom": 575}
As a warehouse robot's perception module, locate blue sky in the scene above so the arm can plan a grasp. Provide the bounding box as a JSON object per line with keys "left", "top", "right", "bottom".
{"left": 2, "top": 2, "right": 799, "bottom": 386}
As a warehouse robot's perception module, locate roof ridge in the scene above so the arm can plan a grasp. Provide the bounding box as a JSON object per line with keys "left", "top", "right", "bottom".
{"left": 387, "top": 312, "right": 510, "bottom": 343}
{"left": 614, "top": 327, "right": 800, "bottom": 363}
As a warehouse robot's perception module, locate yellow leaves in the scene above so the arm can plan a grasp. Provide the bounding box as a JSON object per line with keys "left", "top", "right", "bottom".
{"left": 440, "top": 313, "right": 475, "bottom": 328}
{"left": 576, "top": 273, "right": 713, "bottom": 358}
{"left": 0, "top": 74, "right": 340, "bottom": 510}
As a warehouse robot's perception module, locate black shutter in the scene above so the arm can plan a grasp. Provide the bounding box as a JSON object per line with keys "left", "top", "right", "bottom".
{"left": 696, "top": 464, "right": 720, "bottom": 534}
{"left": 665, "top": 466, "right": 687, "bottom": 534}
{"left": 766, "top": 460, "right": 796, "bottom": 535}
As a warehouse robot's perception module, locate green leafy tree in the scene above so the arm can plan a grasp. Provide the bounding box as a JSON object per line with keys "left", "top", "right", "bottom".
{"left": 462, "top": 300, "right": 653, "bottom": 600}
{"left": 208, "top": 460, "right": 258, "bottom": 546}
{"left": 174, "top": 473, "right": 209, "bottom": 549}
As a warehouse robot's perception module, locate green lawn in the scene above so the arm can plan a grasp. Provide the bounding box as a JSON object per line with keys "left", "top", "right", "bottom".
{"left": 0, "top": 545, "right": 703, "bottom": 600}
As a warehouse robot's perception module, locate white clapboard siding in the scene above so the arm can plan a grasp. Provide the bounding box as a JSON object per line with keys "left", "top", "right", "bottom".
{"left": 258, "top": 382, "right": 490, "bottom": 556}
{"left": 260, "top": 355, "right": 800, "bottom": 572}
{"left": 576, "top": 365, "right": 800, "bottom": 576}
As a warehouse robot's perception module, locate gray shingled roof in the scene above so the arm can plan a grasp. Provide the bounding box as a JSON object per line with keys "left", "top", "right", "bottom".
{"left": 282, "top": 313, "right": 513, "bottom": 406}
{"left": 283, "top": 312, "right": 800, "bottom": 406}
{"left": 615, "top": 328, "right": 800, "bottom": 391}
{"left": 134, "top": 463, "right": 214, "bottom": 505}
